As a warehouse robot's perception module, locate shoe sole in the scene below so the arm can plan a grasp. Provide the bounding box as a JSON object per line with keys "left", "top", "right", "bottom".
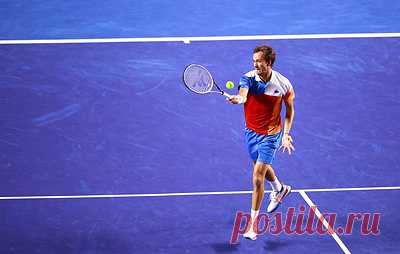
{"left": 244, "top": 235, "right": 257, "bottom": 241}
{"left": 267, "top": 185, "right": 291, "bottom": 213}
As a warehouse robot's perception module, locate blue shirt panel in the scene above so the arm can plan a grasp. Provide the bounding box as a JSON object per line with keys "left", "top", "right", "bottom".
{"left": 239, "top": 75, "right": 269, "bottom": 94}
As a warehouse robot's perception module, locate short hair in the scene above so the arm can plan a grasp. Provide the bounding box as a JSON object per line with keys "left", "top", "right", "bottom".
{"left": 253, "top": 45, "right": 276, "bottom": 66}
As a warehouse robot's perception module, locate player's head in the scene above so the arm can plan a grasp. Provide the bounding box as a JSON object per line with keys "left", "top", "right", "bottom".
{"left": 253, "top": 46, "right": 275, "bottom": 77}
{"left": 253, "top": 45, "right": 276, "bottom": 66}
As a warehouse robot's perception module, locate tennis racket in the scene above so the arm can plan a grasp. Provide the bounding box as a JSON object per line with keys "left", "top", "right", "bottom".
{"left": 182, "top": 64, "right": 232, "bottom": 98}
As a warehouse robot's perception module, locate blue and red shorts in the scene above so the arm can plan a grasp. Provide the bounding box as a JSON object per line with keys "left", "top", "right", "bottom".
{"left": 245, "top": 128, "right": 283, "bottom": 165}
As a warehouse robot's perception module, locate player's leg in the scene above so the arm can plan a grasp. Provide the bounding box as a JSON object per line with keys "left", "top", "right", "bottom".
{"left": 243, "top": 130, "right": 262, "bottom": 238}
{"left": 244, "top": 161, "right": 269, "bottom": 240}
{"left": 252, "top": 162, "right": 271, "bottom": 211}
{"left": 265, "top": 164, "right": 280, "bottom": 189}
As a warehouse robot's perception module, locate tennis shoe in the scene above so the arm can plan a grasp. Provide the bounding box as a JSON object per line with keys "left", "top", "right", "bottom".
{"left": 242, "top": 217, "right": 258, "bottom": 241}
{"left": 243, "top": 228, "right": 257, "bottom": 241}
{"left": 267, "top": 184, "right": 291, "bottom": 213}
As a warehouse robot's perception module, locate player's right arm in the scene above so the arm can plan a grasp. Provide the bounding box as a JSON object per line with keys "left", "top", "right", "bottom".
{"left": 228, "top": 74, "right": 250, "bottom": 104}
{"left": 228, "top": 87, "right": 248, "bottom": 104}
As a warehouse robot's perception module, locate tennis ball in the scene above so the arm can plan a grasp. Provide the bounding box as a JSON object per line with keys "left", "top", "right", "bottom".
{"left": 226, "top": 81, "right": 234, "bottom": 89}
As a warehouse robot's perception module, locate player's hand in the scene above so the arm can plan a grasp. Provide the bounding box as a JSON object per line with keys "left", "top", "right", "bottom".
{"left": 280, "top": 133, "right": 295, "bottom": 155}
{"left": 227, "top": 95, "right": 244, "bottom": 104}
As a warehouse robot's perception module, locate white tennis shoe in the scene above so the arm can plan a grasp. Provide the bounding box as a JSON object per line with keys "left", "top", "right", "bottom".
{"left": 267, "top": 184, "right": 291, "bottom": 213}
{"left": 243, "top": 227, "right": 257, "bottom": 241}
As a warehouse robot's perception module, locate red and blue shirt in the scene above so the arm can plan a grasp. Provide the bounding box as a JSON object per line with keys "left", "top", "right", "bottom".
{"left": 239, "top": 70, "right": 294, "bottom": 135}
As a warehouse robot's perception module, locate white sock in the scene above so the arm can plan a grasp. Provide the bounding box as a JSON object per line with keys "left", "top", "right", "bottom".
{"left": 269, "top": 178, "right": 282, "bottom": 192}
{"left": 251, "top": 209, "right": 259, "bottom": 221}
{"left": 250, "top": 209, "right": 259, "bottom": 231}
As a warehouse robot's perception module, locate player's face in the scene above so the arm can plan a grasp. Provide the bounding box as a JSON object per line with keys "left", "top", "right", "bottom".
{"left": 253, "top": 52, "right": 271, "bottom": 77}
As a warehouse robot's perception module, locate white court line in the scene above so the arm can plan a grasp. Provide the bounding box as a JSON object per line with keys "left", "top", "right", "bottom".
{"left": 295, "top": 186, "right": 400, "bottom": 192}
{"left": 0, "top": 186, "right": 399, "bottom": 200}
{"left": 299, "top": 190, "right": 351, "bottom": 254}
{"left": 0, "top": 33, "right": 399, "bottom": 44}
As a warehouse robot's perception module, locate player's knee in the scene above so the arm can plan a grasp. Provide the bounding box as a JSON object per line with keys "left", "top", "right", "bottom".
{"left": 253, "top": 175, "right": 264, "bottom": 189}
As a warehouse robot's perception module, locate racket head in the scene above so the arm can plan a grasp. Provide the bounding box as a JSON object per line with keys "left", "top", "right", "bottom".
{"left": 182, "top": 64, "right": 215, "bottom": 94}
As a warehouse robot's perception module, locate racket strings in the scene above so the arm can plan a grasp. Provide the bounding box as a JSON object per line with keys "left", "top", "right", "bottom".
{"left": 183, "top": 65, "right": 213, "bottom": 94}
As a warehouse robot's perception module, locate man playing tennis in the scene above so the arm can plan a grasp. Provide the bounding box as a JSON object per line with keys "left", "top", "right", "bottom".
{"left": 228, "top": 45, "right": 295, "bottom": 240}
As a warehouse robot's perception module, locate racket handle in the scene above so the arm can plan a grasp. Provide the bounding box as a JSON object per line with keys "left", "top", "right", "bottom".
{"left": 221, "top": 91, "right": 233, "bottom": 99}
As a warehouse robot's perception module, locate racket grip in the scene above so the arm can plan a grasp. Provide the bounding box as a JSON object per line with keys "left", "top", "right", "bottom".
{"left": 222, "top": 91, "right": 233, "bottom": 99}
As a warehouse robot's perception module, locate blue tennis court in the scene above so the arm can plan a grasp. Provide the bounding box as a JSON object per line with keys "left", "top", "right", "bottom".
{"left": 1, "top": 1, "right": 400, "bottom": 253}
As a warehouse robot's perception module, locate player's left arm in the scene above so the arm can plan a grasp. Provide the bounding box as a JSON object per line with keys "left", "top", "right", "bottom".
{"left": 280, "top": 89, "right": 295, "bottom": 154}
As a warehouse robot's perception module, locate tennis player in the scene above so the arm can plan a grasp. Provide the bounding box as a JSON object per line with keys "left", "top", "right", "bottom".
{"left": 228, "top": 45, "right": 295, "bottom": 240}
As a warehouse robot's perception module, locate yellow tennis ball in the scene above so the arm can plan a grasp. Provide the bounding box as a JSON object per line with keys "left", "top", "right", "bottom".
{"left": 226, "top": 81, "right": 234, "bottom": 89}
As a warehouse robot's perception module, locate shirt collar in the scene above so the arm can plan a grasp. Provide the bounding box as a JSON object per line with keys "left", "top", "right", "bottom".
{"left": 255, "top": 70, "right": 274, "bottom": 83}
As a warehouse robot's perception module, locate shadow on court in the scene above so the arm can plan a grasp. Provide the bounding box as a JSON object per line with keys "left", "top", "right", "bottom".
{"left": 263, "top": 239, "right": 291, "bottom": 251}
{"left": 210, "top": 242, "right": 239, "bottom": 253}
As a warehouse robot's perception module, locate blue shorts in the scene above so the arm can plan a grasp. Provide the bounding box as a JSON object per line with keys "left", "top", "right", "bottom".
{"left": 245, "top": 128, "right": 283, "bottom": 165}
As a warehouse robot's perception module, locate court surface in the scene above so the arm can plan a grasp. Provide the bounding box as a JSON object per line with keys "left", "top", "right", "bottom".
{"left": 1, "top": 1, "right": 400, "bottom": 253}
